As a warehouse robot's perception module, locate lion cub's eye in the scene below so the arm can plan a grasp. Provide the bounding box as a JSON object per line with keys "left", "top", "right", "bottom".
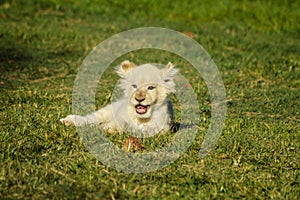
{"left": 147, "top": 86, "right": 156, "bottom": 90}
{"left": 132, "top": 84, "right": 137, "bottom": 89}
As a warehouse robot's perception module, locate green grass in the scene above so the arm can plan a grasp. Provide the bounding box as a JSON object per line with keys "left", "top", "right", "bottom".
{"left": 1, "top": 0, "right": 299, "bottom": 199}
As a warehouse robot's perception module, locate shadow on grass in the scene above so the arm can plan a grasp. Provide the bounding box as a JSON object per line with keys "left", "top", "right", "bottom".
{"left": 0, "top": 39, "right": 34, "bottom": 90}
{"left": 0, "top": 40, "right": 33, "bottom": 73}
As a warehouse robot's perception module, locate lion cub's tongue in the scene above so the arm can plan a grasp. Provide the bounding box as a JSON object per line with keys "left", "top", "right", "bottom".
{"left": 136, "top": 105, "right": 147, "bottom": 114}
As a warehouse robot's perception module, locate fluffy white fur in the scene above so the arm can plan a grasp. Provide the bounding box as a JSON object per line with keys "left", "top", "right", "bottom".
{"left": 60, "top": 61, "right": 178, "bottom": 136}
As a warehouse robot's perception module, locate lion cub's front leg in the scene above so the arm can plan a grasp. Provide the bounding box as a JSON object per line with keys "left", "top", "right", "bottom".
{"left": 60, "top": 105, "right": 114, "bottom": 127}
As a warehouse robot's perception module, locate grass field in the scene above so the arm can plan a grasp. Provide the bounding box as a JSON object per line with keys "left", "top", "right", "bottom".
{"left": 1, "top": 0, "right": 299, "bottom": 199}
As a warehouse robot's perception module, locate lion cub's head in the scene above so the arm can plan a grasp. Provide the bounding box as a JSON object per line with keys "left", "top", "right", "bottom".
{"left": 117, "top": 61, "right": 178, "bottom": 119}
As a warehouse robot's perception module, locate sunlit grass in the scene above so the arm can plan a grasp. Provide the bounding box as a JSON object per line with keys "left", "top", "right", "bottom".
{"left": 0, "top": 0, "right": 299, "bottom": 199}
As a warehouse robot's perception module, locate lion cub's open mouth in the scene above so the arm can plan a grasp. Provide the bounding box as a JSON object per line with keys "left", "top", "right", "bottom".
{"left": 135, "top": 104, "right": 150, "bottom": 114}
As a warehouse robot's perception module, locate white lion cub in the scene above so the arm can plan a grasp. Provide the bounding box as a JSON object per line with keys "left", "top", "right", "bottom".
{"left": 60, "top": 61, "right": 178, "bottom": 136}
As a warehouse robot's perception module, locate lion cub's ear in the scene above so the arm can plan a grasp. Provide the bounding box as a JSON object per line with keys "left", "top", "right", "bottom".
{"left": 117, "top": 60, "right": 136, "bottom": 77}
{"left": 162, "top": 62, "right": 179, "bottom": 82}
{"left": 161, "top": 62, "right": 179, "bottom": 92}
{"left": 166, "top": 62, "right": 174, "bottom": 69}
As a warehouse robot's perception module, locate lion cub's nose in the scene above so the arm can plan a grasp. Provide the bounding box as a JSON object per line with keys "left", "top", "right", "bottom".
{"left": 135, "top": 96, "right": 145, "bottom": 102}
{"left": 135, "top": 90, "right": 146, "bottom": 102}
{"left": 135, "top": 90, "right": 145, "bottom": 102}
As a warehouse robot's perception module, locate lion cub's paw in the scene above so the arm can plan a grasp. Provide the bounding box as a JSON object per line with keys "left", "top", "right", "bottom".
{"left": 60, "top": 115, "right": 77, "bottom": 126}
